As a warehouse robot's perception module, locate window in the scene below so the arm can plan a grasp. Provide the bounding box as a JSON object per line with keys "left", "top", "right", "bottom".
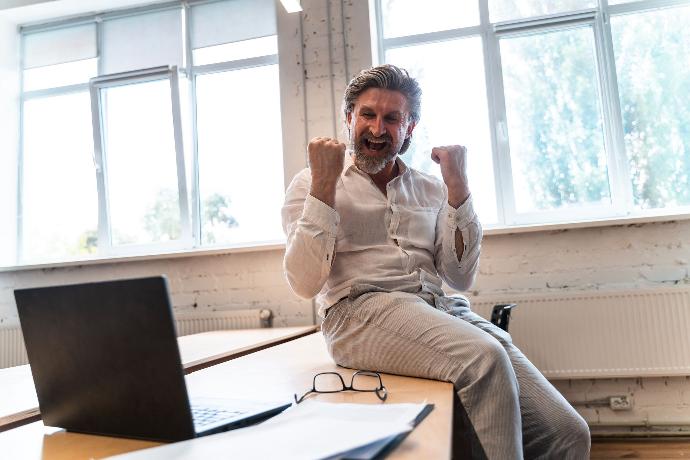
{"left": 500, "top": 26, "right": 609, "bottom": 215}
{"left": 17, "top": 0, "right": 283, "bottom": 265}
{"left": 19, "top": 24, "right": 98, "bottom": 263}
{"left": 21, "top": 92, "right": 97, "bottom": 261}
{"left": 611, "top": 5, "right": 690, "bottom": 210}
{"left": 195, "top": 65, "right": 284, "bottom": 246}
{"left": 189, "top": 0, "right": 284, "bottom": 246}
{"left": 376, "top": 0, "right": 690, "bottom": 227}
{"left": 90, "top": 67, "right": 191, "bottom": 252}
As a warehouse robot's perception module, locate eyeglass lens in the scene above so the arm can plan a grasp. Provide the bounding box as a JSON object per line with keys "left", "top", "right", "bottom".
{"left": 314, "top": 373, "right": 346, "bottom": 392}
{"left": 350, "top": 371, "right": 383, "bottom": 391}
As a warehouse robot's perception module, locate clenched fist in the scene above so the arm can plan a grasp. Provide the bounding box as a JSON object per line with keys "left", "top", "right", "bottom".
{"left": 431, "top": 145, "right": 470, "bottom": 208}
{"left": 308, "top": 137, "right": 346, "bottom": 207}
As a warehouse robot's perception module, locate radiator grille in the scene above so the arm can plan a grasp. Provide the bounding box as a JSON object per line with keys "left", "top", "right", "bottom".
{"left": 0, "top": 327, "right": 28, "bottom": 369}
{"left": 468, "top": 286, "right": 690, "bottom": 379}
{"left": 0, "top": 308, "right": 272, "bottom": 369}
{"left": 174, "top": 308, "right": 272, "bottom": 336}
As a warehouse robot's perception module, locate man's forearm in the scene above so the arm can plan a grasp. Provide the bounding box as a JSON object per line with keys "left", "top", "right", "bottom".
{"left": 309, "top": 180, "right": 337, "bottom": 208}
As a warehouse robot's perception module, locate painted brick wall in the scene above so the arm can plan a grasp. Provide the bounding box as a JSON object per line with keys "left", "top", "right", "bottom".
{"left": 474, "top": 220, "right": 690, "bottom": 296}
{"left": 0, "top": 249, "right": 312, "bottom": 328}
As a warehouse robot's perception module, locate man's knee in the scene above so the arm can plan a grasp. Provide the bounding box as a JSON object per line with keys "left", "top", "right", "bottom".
{"left": 537, "top": 410, "right": 590, "bottom": 460}
{"left": 562, "top": 413, "right": 591, "bottom": 460}
{"left": 465, "top": 335, "right": 513, "bottom": 379}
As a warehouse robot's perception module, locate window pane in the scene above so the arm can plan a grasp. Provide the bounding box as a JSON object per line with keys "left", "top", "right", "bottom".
{"left": 386, "top": 38, "right": 498, "bottom": 224}
{"left": 193, "top": 36, "right": 278, "bottom": 66}
{"left": 196, "top": 65, "right": 284, "bottom": 245}
{"left": 21, "top": 92, "right": 97, "bottom": 262}
{"left": 500, "top": 27, "right": 610, "bottom": 214}
{"left": 380, "top": 0, "right": 479, "bottom": 38}
{"left": 101, "top": 79, "right": 182, "bottom": 246}
{"left": 23, "top": 58, "right": 98, "bottom": 91}
{"left": 489, "top": 0, "right": 595, "bottom": 23}
{"left": 612, "top": 6, "right": 690, "bottom": 210}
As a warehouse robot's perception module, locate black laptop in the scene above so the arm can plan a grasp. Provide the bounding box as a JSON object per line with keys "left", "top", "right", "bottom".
{"left": 14, "top": 276, "right": 290, "bottom": 442}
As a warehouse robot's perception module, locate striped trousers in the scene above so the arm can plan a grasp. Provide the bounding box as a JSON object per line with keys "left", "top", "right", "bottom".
{"left": 321, "top": 284, "right": 590, "bottom": 460}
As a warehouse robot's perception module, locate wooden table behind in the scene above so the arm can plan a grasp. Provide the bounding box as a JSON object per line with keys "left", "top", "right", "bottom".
{"left": 0, "top": 326, "right": 318, "bottom": 431}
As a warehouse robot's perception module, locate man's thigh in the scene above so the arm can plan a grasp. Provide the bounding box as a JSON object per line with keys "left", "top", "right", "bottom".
{"left": 321, "top": 290, "right": 503, "bottom": 383}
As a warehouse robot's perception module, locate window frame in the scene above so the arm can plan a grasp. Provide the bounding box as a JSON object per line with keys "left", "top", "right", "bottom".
{"left": 374, "top": 0, "right": 690, "bottom": 229}
{"left": 17, "top": 21, "right": 97, "bottom": 264}
{"left": 89, "top": 65, "right": 193, "bottom": 255}
{"left": 13, "top": 0, "right": 287, "bottom": 267}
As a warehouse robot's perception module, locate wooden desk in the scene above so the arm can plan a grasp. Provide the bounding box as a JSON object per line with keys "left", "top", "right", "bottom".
{"left": 177, "top": 325, "right": 319, "bottom": 372}
{"left": 0, "top": 326, "right": 318, "bottom": 431}
{"left": 0, "top": 333, "right": 454, "bottom": 459}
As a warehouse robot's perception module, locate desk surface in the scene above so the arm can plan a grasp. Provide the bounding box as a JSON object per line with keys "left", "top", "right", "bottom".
{"left": 0, "top": 332, "right": 453, "bottom": 459}
{"left": 0, "top": 326, "right": 318, "bottom": 431}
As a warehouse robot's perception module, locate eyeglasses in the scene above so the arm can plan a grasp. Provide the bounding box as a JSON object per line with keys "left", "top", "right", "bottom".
{"left": 294, "top": 370, "right": 388, "bottom": 404}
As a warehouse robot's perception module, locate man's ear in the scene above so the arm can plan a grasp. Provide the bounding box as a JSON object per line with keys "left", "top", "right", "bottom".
{"left": 406, "top": 120, "right": 417, "bottom": 138}
{"left": 346, "top": 111, "right": 352, "bottom": 126}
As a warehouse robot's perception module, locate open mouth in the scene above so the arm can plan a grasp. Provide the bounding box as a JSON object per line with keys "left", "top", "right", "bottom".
{"left": 363, "top": 137, "right": 388, "bottom": 152}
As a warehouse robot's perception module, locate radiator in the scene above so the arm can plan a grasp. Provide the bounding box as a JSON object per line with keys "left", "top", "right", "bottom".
{"left": 0, "top": 308, "right": 273, "bottom": 369}
{"left": 468, "top": 286, "right": 690, "bottom": 379}
{"left": 0, "top": 326, "right": 28, "bottom": 369}
{"left": 174, "top": 308, "right": 272, "bottom": 336}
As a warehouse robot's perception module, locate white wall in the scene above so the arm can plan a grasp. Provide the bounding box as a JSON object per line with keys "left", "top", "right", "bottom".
{"left": 476, "top": 220, "right": 690, "bottom": 296}
{"left": 0, "top": 0, "right": 688, "bottom": 432}
{"left": 0, "top": 16, "right": 19, "bottom": 268}
{"left": 477, "top": 220, "right": 690, "bottom": 432}
{"left": 0, "top": 249, "right": 312, "bottom": 328}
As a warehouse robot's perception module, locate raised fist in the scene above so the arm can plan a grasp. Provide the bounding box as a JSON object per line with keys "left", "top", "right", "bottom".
{"left": 308, "top": 137, "right": 346, "bottom": 207}
{"left": 431, "top": 145, "right": 470, "bottom": 208}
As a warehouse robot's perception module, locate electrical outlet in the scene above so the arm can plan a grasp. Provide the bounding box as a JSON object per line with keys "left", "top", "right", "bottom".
{"left": 609, "top": 395, "right": 633, "bottom": 411}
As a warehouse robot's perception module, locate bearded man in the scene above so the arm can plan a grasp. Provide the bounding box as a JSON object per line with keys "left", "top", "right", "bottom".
{"left": 282, "top": 64, "right": 590, "bottom": 459}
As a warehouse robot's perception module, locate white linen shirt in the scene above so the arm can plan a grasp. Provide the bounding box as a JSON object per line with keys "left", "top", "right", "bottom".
{"left": 282, "top": 153, "right": 482, "bottom": 317}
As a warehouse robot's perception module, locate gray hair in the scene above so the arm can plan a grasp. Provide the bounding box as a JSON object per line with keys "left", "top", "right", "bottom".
{"left": 343, "top": 64, "right": 422, "bottom": 154}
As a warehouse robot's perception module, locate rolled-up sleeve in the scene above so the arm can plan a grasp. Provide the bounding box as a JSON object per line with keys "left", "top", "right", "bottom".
{"left": 282, "top": 170, "right": 339, "bottom": 299}
{"left": 434, "top": 194, "right": 483, "bottom": 291}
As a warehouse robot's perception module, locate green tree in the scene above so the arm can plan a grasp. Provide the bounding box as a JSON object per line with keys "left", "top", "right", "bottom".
{"left": 202, "top": 193, "right": 239, "bottom": 245}
{"left": 502, "top": 26, "right": 609, "bottom": 210}
{"left": 612, "top": 9, "right": 690, "bottom": 209}
{"left": 77, "top": 229, "right": 98, "bottom": 254}
{"left": 144, "top": 188, "right": 181, "bottom": 241}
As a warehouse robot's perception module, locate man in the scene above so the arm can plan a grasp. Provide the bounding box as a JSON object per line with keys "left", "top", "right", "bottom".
{"left": 282, "top": 64, "right": 590, "bottom": 459}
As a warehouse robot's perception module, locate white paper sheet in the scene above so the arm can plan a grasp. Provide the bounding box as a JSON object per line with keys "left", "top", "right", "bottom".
{"left": 107, "top": 401, "right": 429, "bottom": 460}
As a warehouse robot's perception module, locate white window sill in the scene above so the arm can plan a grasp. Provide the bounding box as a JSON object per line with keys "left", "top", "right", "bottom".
{"left": 2, "top": 210, "right": 689, "bottom": 273}
{"left": 483, "top": 210, "right": 690, "bottom": 235}
{"left": 0, "top": 240, "right": 287, "bottom": 273}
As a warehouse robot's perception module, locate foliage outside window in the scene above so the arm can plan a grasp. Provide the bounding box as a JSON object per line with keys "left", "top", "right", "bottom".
{"left": 377, "top": 0, "right": 690, "bottom": 226}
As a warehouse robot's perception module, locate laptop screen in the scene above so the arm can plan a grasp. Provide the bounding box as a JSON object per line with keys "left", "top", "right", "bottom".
{"left": 15, "top": 276, "right": 197, "bottom": 441}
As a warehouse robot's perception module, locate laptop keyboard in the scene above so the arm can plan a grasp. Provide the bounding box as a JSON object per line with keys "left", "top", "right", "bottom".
{"left": 191, "top": 405, "right": 249, "bottom": 428}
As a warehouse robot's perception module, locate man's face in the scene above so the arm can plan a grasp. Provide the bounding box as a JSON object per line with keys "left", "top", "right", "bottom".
{"left": 347, "top": 88, "right": 416, "bottom": 174}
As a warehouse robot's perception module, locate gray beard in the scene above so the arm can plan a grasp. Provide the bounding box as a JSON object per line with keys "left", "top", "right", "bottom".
{"left": 351, "top": 140, "right": 398, "bottom": 175}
